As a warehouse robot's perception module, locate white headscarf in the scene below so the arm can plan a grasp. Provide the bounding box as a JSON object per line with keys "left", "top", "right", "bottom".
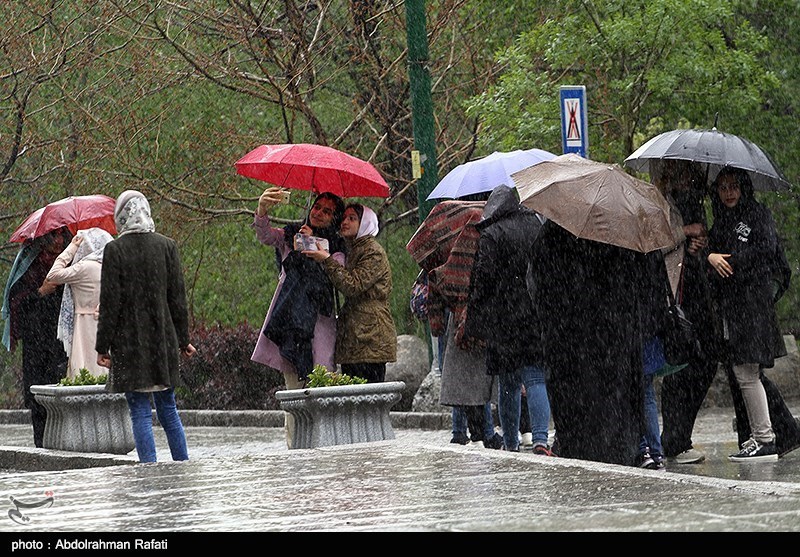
{"left": 115, "top": 190, "right": 155, "bottom": 236}
{"left": 356, "top": 205, "right": 379, "bottom": 239}
{"left": 57, "top": 227, "right": 114, "bottom": 356}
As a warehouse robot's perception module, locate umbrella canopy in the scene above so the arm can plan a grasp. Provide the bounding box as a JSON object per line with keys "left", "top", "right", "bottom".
{"left": 10, "top": 195, "right": 117, "bottom": 243}
{"left": 624, "top": 127, "right": 791, "bottom": 192}
{"left": 426, "top": 148, "right": 556, "bottom": 200}
{"left": 512, "top": 153, "right": 677, "bottom": 254}
{"left": 235, "top": 143, "right": 390, "bottom": 198}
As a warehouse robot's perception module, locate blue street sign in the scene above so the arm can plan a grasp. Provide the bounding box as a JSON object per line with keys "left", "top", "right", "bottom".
{"left": 560, "top": 86, "right": 588, "bottom": 158}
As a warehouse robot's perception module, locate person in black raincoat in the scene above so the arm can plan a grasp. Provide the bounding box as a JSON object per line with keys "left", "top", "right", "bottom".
{"left": 464, "top": 185, "right": 551, "bottom": 453}
{"left": 707, "top": 166, "right": 797, "bottom": 460}
{"left": 527, "top": 221, "right": 646, "bottom": 466}
{"left": 654, "top": 161, "right": 721, "bottom": 465}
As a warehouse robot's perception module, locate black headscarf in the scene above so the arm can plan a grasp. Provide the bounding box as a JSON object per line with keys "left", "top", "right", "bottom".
{"left": 710, "top": 166, "right": 756, "bottom": 222}
{"left": 264, "top": 192, "right": 346, "bottom": 381}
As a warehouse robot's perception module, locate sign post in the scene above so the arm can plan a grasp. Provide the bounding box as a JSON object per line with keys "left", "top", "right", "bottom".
{"left": 560, "top": 86, "right": 588, "bottom": 158}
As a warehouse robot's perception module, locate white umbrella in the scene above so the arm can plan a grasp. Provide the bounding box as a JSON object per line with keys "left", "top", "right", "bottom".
{"left": 427, "top": 148, "right": 556, "bottom": 200}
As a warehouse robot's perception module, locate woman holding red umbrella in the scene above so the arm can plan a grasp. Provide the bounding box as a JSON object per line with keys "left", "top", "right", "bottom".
{"left": 46, "top": 227, "right": 114, "bottom": 379}
{"left": 250, "top": 186, "right": 346, "bottom": 447}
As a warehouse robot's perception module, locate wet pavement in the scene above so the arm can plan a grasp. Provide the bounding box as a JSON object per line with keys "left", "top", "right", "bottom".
{"left": 0, "top": 404, "right": 799, "bottom": 535}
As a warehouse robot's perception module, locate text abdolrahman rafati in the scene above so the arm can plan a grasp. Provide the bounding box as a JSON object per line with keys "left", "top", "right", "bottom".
{"left": 12, "top": 537, "right": 168, "bottom": 551}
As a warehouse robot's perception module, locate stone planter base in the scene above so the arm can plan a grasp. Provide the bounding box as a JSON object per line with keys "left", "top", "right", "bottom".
{"left": 30, "top": 384, "right": 135, "bottom": 455}
{"left": 276, "top": 381, "right": 405, "bottom": 449}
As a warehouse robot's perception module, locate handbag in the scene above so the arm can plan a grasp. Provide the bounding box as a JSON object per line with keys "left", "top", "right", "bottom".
{"left": 643, "top": 335, "right": 689, "bottom": 377}
{"left": 409, "top": 270, "right": 429, "bottom": 320}
{"left": 661, "top": 264, "right": 698, "bottom": 367}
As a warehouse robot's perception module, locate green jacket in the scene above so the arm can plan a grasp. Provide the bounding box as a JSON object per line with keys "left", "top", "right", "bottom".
{"left": 322, "top": 236, "right": 397, "bottom": 364}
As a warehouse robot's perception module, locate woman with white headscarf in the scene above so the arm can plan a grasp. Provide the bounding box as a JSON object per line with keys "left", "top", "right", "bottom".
{"left": 303, "top": 203, "right": 397, "bottom": 383}
{"left": 46, "top": 227, "right": 114, "bottom": 378}
{"left": 95, "top": 190, "right": 196, "bottom": 463}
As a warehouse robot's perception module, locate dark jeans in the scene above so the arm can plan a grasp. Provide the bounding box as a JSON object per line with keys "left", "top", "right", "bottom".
{"left": 341, "top": 363, "right": 386, "bottom": 383}
{"left": 660, "top": 354, "right": 718, "bottom": 457}
{"left": 724, "top": 363, "right": 800, "bottom": 454}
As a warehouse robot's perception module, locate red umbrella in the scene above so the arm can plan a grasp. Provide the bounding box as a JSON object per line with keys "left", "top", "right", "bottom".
{"left": 10, "top": 195, "right": 117, "bottom": 243}
{"left": 234, "top": 143, "right": 390, "bottom": 198}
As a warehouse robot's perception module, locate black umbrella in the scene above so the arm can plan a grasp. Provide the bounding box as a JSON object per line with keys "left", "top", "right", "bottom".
{"left": 624, "top": 127, "right": 791, "bottom": 192}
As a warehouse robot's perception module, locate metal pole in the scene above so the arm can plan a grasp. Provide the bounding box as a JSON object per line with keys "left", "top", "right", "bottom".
{"left": 405, "top": 0, "right": 438, "bottom": 222}
{"left": 405, "top": 0, "right": 438, "bottom": 368}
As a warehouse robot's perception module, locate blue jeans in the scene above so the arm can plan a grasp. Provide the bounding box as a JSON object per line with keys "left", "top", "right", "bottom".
{"left": 452, "top": 403, "right": 494, "bottom": 439}
{"left": 498, "top": 365, "right": 550, "bottom": 450}
{"left": 640, "top": 374, "right": 663, "bottom": 458}
{"left": 125, "top": 388, "right": 189, "bottom": 463}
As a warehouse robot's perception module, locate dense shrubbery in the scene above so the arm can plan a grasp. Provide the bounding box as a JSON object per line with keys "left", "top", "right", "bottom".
{"left": 176, "top": 321, "right": 284, "bottom": 410}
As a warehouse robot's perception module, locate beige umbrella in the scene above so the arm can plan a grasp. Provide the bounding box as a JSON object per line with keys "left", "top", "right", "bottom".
{"left": 511, "top": 153, "right": 678, "bottom": 253}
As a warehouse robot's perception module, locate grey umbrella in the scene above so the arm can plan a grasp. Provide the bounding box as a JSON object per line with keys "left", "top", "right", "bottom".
{"left": 624, "top": 127, "right": 791, "bottom": 191}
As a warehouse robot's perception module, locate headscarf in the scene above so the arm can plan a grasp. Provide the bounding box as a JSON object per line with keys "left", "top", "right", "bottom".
{"left": 1, "top": 243, "right": 41, "bottom": 351}
{"left": 709, "top": 166, "right": 756, "bottom": 222}
{"left": 115, "top": 190, "right": 155, "bottom": 235}
{"left": 352, "top": 204, "right": 379, "bottom": 239}
{"left": 1, "top": 228, "right": 71, "bottom": 351}
{"left": 56, "top": 228, "right": 114, "bottom": 356}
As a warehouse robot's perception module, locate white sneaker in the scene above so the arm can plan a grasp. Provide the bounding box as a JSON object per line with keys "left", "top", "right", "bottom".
{"left": 673, "top": 448, "right": 706, "bottom": 464}
{"left": 520, "top": 432, "right": 533, "bottom": 447}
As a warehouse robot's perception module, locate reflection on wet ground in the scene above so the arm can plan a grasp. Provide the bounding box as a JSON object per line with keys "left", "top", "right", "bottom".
{"left": 0, "top": 403, "right": 799, "bottom": 532}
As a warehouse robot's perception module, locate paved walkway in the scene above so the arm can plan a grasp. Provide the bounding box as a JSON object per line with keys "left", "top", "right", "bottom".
{"left": 0, "top": 406, "right": 799, "bottom": 534}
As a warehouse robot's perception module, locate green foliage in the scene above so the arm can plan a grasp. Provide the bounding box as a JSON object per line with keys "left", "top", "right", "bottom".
{"left": 465, "top": 0, "right": 777, "bottom": 162}
{"left": 59, "top": 368, "right": 107, "bottom": 386}
{"left": 176, "top": 322, "right": 283, "bottom": 410}
{"left": 306, "top": 364, "right": 367, "bottom": 388}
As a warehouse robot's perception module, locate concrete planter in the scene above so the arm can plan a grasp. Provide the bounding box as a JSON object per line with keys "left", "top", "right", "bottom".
{"left": 29, "top": 384, "right": 135, "bottom": 455}
{"left": 276, "top": 381, "right": 405, "bottom": 449}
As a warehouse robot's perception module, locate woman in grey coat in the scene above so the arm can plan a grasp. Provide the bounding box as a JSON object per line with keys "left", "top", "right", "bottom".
{"left": 95, "top": 190, "right": 196, "bottom": 463}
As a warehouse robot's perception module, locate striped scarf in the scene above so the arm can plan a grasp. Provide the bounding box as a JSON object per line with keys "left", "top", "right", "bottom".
{"left": 406, "top": 201, "right": 486, "bottom": 350}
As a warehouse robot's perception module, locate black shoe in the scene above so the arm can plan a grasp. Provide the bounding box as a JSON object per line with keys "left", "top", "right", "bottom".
{"left": 469, "top": 432, "right": 483, "bottom": 443}
{"left": 483, "top": 432, "right": 503, "bottom": 450}
{"left": 450, "top": 432, "right": 470, "bottom": 445}
{"left": 729, "top": 438, "right": 778, "bottom": 462}
{"left": 637, "top": 450, "right": 658, "bottom": 470}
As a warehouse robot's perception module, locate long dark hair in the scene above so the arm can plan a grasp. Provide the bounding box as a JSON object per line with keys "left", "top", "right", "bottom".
{"left": 710, "top": 166, "right": 754, "bottom": 220}
{"left": 274, "top": 193, "right": 346, "bottom": 270}
{"left": 283, "top": 192, "right": 345, "bottom": 252}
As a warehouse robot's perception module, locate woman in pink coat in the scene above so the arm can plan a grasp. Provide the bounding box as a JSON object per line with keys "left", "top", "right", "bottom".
{"left": 251, "top": 187, "right": 345, "bottom": 445}
{"left": 46, "top": 227, "right": 113, "bottom": 379}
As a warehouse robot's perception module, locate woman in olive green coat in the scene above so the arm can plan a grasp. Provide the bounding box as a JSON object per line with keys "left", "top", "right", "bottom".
{"left": 303, "top": 203, "right": 397, "bottom": 382}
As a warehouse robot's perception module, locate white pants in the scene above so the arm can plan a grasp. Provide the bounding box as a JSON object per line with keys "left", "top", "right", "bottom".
{"left": 732, "top": 363, "right": 775, "bottom": 444}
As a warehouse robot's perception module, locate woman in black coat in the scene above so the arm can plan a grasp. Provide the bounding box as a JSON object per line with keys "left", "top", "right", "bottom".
{"left": 706, "top": 167, "right": 788, "bottom": 461}
{"left": 95, "top": 190, "right": 196, "bottom": 463}
{"left": 527, "top": 220, "right": 646, "bottom": 467}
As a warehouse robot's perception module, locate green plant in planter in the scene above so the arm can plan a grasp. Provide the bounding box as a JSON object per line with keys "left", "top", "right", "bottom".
{"left": 306, "top": 364, "right": 367, "bottom": 387}
{"left": 58, "top": 368, "right": 108, "bottom": 386}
